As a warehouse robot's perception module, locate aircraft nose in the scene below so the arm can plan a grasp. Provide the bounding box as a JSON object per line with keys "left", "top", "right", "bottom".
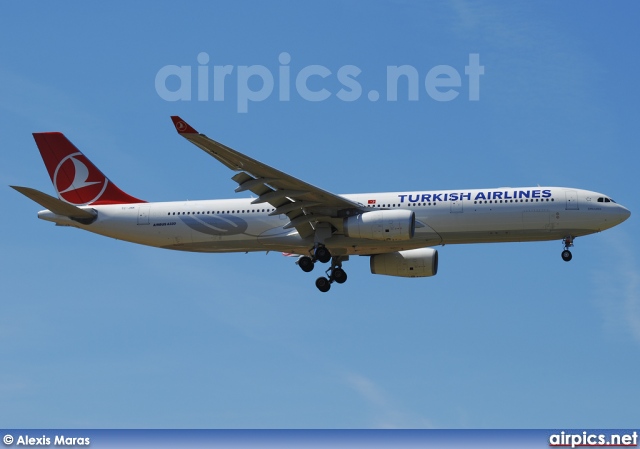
{"left": 615, "top": 205, "right": 631, "bottom": 224}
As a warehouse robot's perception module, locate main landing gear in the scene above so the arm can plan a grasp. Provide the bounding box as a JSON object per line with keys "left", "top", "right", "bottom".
{"left": 296, "top": 245, "right": 348, "bottom": 292}
{"left": 561, "top": 236, "right": 574, "bottom": 262}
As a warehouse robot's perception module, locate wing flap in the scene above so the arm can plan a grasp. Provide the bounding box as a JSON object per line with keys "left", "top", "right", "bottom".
{"left": 234, "top": 177, "right": 278, "bottom": 193}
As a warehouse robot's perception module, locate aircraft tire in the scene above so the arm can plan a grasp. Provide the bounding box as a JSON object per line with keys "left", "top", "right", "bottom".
{"left": 333, "top": 268, "right": 347, "bottom": 284}
{"left": 315, "top": 246, "right": 331, "bottom": 263}
{"left": 299, "top": 256, "right": 314, "bottom": 272}
{"left": 315, "top": 277, "right": 331, "bottom": 292}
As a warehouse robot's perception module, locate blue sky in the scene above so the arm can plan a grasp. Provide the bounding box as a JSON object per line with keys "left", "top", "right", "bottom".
{"left": 0, "top": 1, "right": 638, "bottom": 428}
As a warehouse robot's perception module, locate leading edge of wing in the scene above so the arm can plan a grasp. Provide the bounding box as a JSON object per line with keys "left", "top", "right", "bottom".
{"left": 169, "top": 116, "right": 363, "bottom": 212}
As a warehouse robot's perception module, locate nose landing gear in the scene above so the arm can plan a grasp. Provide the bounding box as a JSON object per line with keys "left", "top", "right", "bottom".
{"left": 561, "top": 236, "right": 574, "bottom": 262}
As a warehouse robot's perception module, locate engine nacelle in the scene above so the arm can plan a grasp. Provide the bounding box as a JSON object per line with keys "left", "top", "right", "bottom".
{"left": 370, "top": 248, "right": 438, "bottom": 277}
{"left": 343, "top": 210, "right": 415, "bottom": 241}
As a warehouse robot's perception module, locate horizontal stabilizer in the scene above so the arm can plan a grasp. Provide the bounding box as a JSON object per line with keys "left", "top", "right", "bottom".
{"left": 11, "top": 186, "right": 97, "bottom": 224}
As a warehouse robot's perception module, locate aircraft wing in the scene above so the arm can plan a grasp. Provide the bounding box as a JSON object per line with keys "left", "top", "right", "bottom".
{"left": 170, "top": 116, "right": 365, "bottom": 238}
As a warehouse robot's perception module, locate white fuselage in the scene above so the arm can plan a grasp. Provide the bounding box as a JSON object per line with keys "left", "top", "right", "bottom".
{"left": 37, "top": 186, "right": 631, "bottom": 256}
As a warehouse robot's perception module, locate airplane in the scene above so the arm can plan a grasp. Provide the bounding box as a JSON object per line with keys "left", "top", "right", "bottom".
{"left": 11, "top": 116, "right": 631, "bottom": 292}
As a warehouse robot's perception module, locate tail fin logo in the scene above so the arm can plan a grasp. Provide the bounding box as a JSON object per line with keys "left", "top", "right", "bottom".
{"left": 176, "top": 121, "right": 188, "bottom": 132}
{"left": 53, "top": 152, "right": 108, "bottom": 205}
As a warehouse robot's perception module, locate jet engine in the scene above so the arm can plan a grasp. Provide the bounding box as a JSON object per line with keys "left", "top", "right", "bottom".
{"left": 370, "top": 248, "right": 438, "bottom": 277}
{"left": 343, "top": 210, "right": 415, "bottom": 241}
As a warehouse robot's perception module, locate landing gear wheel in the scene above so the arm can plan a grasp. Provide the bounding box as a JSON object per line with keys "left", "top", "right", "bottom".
{"left": 298, "top": 256, "right": 314, "bottom": 273}
{"left": 332, "top": 267, "right": 348, "bottom": 284}
{"left": 561, "top": 250, "right": 572, "bottom": 262}
{"left": 315, "top": 246, "right": 331, "bottom": 264}
{"left": 315, "top": 277, "right": 331, "bottom": 292}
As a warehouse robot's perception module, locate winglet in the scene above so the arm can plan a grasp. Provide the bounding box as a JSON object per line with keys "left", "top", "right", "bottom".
{"left": 171, "top": 116, "right": 198, "bottom": 134}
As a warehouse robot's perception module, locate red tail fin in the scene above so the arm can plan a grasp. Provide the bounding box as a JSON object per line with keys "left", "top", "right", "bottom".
{"left": 33, "top": 132, "right": 145, "bottom": 205}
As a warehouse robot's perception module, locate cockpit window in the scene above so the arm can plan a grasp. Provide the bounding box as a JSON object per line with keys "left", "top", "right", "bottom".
{"left": 597, "top": 197, "right": 603, "bottom": 202}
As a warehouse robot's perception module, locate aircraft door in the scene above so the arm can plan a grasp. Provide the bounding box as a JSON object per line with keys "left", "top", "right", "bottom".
{"left": 565, "top": 190, "right": 579, "bottom": 210}
{"left": 137, "top": 206, "right": 150, "bottom": 225}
